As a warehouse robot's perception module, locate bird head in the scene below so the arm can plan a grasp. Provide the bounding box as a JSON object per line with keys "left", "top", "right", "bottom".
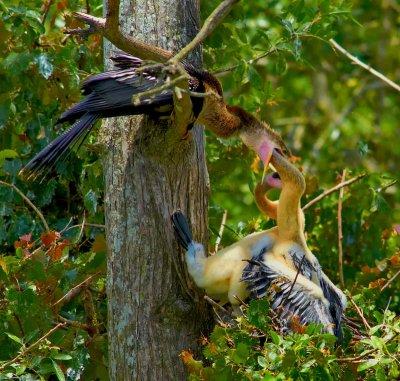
{"left": 265, "top": 171, "right": 282, "bottom": 189}
{"left": 270, "top": 148, "right": 306, "bottom": 194}
{"left": 239, "top": 123, "right": 291, "bottom": 170}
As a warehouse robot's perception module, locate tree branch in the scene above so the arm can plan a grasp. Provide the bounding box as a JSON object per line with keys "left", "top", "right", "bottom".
{"left": 214, "top": 210, "right": 228, "bottom": 253}
{"left": 329, "top": 39, "right": 400, "bottom": 93}
{"left": 0, "top": 323, "right": 65, "bottom": 371}
{"left": 52, "top": 272, "right": 100, "bottom": 307}
{"left": 71, "top": 10, "right": 171, "bottom": 61}
{"left": 337, "top": 169, "right": 346, "bottom": 289}
{"left": 170, "top": 0, "right": 241, "bottom": 63}
{"left": 381, "top": 268, "right": 400, "bottom": 292}
{"left": 0, "top": 180, "right": 50, "bottom": 232}
{"left": 302, "top": 173, "right": 366, "bottom": 211}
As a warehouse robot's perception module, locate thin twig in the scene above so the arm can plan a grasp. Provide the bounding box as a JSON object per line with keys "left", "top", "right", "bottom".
{"left": 63, "top": 222, "right": 105, "bottom": 233}
{"left": 0, "top": 180, "right": 49, "bottom": 232}
{"left": 76, "top": 213, "right": 86, "bottom": 243}
{"left": 214, "top": 46, "right": 280, "bottom": 75}
{"left": 0, "top": 323, "right": 65, "bottom": 371}
{"left": 170, "top": 0, "right": 240, "bottom": 63}
{"left": 302, "top": 173, "right": 366, "bottom": 211}
{"left": 381, "top": 269, "right": 400, "bottom": 292}
{"left": 284, "top": 254, "right": 306, "bottom": 304}
{"left": 348, "top": 295, "right": 371, "bottom": 331}
{"left": 337, "top": 169, "right": 346, "bottom": 289}
{"left": 338, "top": 332, "right": 399, "bottom": 363}
{"left": 329, "top": 39, "right": 400, "bottom": 93}
{"left": 214, "top": 210, "right": 228, "bottom": 253}
{"left": 41, "top": 0, "right": 54, "bottom": 24}
{"left": 204, "top": 295, "right": 228, "bottom": 314}
{"left": 132, "top": 74, "right": 188, "bottom": 105}
{"left": 57, "top": 315, "right": 92, "bottom": 332}
{"left": 52, "top": 272, "right": 100, "bottom": 307}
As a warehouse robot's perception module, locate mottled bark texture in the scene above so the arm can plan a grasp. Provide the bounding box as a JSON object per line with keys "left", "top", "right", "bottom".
{"left": 101, "top": 0, "right": 212, "bottom": 380}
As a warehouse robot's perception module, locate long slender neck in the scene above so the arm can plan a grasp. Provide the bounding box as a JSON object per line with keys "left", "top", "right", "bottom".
{"left": 271, "top": 153, "right": 306, "bottom": 243}
{"left": 254, "top": 182, "right": 278, "bottom": 220}
{"left": 196, "top": 88, "right": 243, "bottom": 137}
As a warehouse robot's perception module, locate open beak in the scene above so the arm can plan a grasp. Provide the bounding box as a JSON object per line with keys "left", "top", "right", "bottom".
{"left": 258, "top": 142, "right": 274, "bottom": 170}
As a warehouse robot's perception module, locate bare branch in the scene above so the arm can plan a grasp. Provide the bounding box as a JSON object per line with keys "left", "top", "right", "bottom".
{"left": 302, "top": 173, "right": 366, "bottom": 211}
{"left": 63, "top": 222, "right": 105, "bottom": 233}
{"left": 214, "top": 46, "right": 280, "bottom": 75}
{"left": 171, "top": 0, "right": 241, "bottom": 63}
{"left": 71, "top": 10, "right": 171, "bottom": 62}
{"left": 348, "top": 294, "right": 371, "bottom": 331}
{"left": 214, "top": 210, "right": 228, "bottom": 253}
{"left": 41, "top": 0, "right": 54, "bottom": 24}
{"left": 57, "top": 315, "right": 92, "bottom": 332}
{"left": 0, "top": 180, "right": 49, "bottom": 232}
{"left": 52, "top": 272, "right": 100, "bottom": 307}
{"left": 204, "top": 295, "right": 228, "bottom": 314}
{"left": 132, "top": 74, "right": 188, "bottom": 105}
{"left": 337, "top": 169, "right": 346, "bottom": 289}
{"left": 329, "top": 39, "right": 400, "bottom": 93}
{"left": 0, "top": 323, "right": 65, "bottom": 371}
{"left": 381, "top": 268, "right": 400, "bottom": 292}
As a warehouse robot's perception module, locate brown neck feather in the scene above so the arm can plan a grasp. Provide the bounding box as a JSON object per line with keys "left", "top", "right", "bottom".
{"left": 196, "top": 88, "right": 242, "bottom": 137}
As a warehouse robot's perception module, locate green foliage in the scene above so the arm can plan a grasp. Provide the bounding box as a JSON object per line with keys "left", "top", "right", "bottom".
{"left": 0, "top": 0, "right": 399, "bottom": 379}
{"left": 0, "top": 231, "right": 107, "bottom": 379}
{"left": 182, "top": 298, "right": 400, "bottom": 380}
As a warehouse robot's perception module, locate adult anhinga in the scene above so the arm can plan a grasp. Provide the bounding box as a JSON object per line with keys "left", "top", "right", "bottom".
{"left": 20, "top": 52, "right": 289, "bottom": 180}
{"left": 243, "top": 149, "right": 347, "bottom": 338}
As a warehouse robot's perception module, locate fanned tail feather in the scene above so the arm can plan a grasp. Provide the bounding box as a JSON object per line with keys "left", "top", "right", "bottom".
{"left": 20, "top": 113, "right": 98, "bottom": 181}
{"left": 171, "top": 211, "right": 193, "bottom": 251}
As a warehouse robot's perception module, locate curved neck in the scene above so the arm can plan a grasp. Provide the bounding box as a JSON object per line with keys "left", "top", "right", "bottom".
{"left": 271, "top": 153, "right": 306, "bottom": 242}
{"left": 196, "top": 88, "right": 242, "bottom": 137}
{"left": 254, "top": 182, "right": 278, "bottom": 220}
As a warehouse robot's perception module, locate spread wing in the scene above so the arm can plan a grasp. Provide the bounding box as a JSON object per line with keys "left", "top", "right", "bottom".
{"left": 242, "top": 252, "right": 335, "bottom": 335}
{"left": 282, "top": 245, "right": 347, "bottom": 338}
{"left": 59, "top": 54, "right": 206, "bottom": 124}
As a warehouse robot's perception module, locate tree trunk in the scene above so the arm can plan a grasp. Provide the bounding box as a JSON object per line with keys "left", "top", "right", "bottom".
{"left": 101, "top": 0, "right": 211, "bottom": 379}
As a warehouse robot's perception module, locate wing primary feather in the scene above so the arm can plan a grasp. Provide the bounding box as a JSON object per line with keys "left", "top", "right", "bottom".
{"left": 171, "top": 211, "right": 193, "bottom": 251}
{"left": 20, "top": 113, "right": 98, "bottom": 181}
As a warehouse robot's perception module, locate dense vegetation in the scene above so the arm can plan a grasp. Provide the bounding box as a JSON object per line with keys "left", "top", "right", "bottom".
{"left": 0, "top": 0, "right": 399, "bottom": 379}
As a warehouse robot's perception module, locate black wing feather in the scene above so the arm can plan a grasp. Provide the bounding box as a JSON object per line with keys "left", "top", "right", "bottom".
{"left": 20, "top": 113, "right": 99, "bottom": 180}
{"left": 171, "top": 211, "right": 193, "bottom": 251}
{"left": 242, "top": 257, "right": 336, "bottom": 335}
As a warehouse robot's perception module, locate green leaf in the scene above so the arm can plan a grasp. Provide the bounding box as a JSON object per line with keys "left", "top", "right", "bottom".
{"left": 51, "top": 359, "right": 66, "bottom": 381}
{"left": 52, "top": 353, "right": 73, "bottom": 361}
{"left": 256, "top": 354, "right": 266, "bottom": 366}
{"left": 5, "top": 332, "right": 23, "bottom": 345}
{"left": 357, "top": 358, "right": 379, "bottom": 372}
{"left": 0, "top": 149, "right": 18, "bottom": 165}
{"left": 35, "top": 54, "right": 53, "bottom": 79}
{"left": 84, "top": 189, "right": 98, "bottom": 215}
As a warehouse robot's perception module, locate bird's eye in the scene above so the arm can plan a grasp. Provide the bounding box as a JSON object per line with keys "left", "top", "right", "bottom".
{"left": 272, "top": 172, "right": 280, "bottom": 179}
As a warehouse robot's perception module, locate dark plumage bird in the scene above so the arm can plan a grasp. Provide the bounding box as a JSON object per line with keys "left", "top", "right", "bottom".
{"left": 20, "top": 52, "right": 288, "bottom": 180}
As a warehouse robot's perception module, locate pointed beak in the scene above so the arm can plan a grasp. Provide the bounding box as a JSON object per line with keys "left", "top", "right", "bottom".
{"left": 258, "top": 142, "right": 274, "bottom": 169}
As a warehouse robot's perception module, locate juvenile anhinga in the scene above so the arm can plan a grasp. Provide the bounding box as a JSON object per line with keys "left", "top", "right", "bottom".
{"left": 171, "top": 210, "right": 279, "bottom": 305}
{"left": 243, "top": 149, "right": 347, "bottom": 337}
{"left": 20, "top": 52, "right": 289, "bottom": 179}
{"left": 254, "top": 172, "right": 281, "bottom": 220}
{"left": 172, "top": 150, "right": 346, "bottom": 338}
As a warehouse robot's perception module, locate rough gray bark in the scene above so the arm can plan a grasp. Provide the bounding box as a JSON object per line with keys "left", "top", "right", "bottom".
{"left": 101, "top": 0, "right": 212, "bottom": 379}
